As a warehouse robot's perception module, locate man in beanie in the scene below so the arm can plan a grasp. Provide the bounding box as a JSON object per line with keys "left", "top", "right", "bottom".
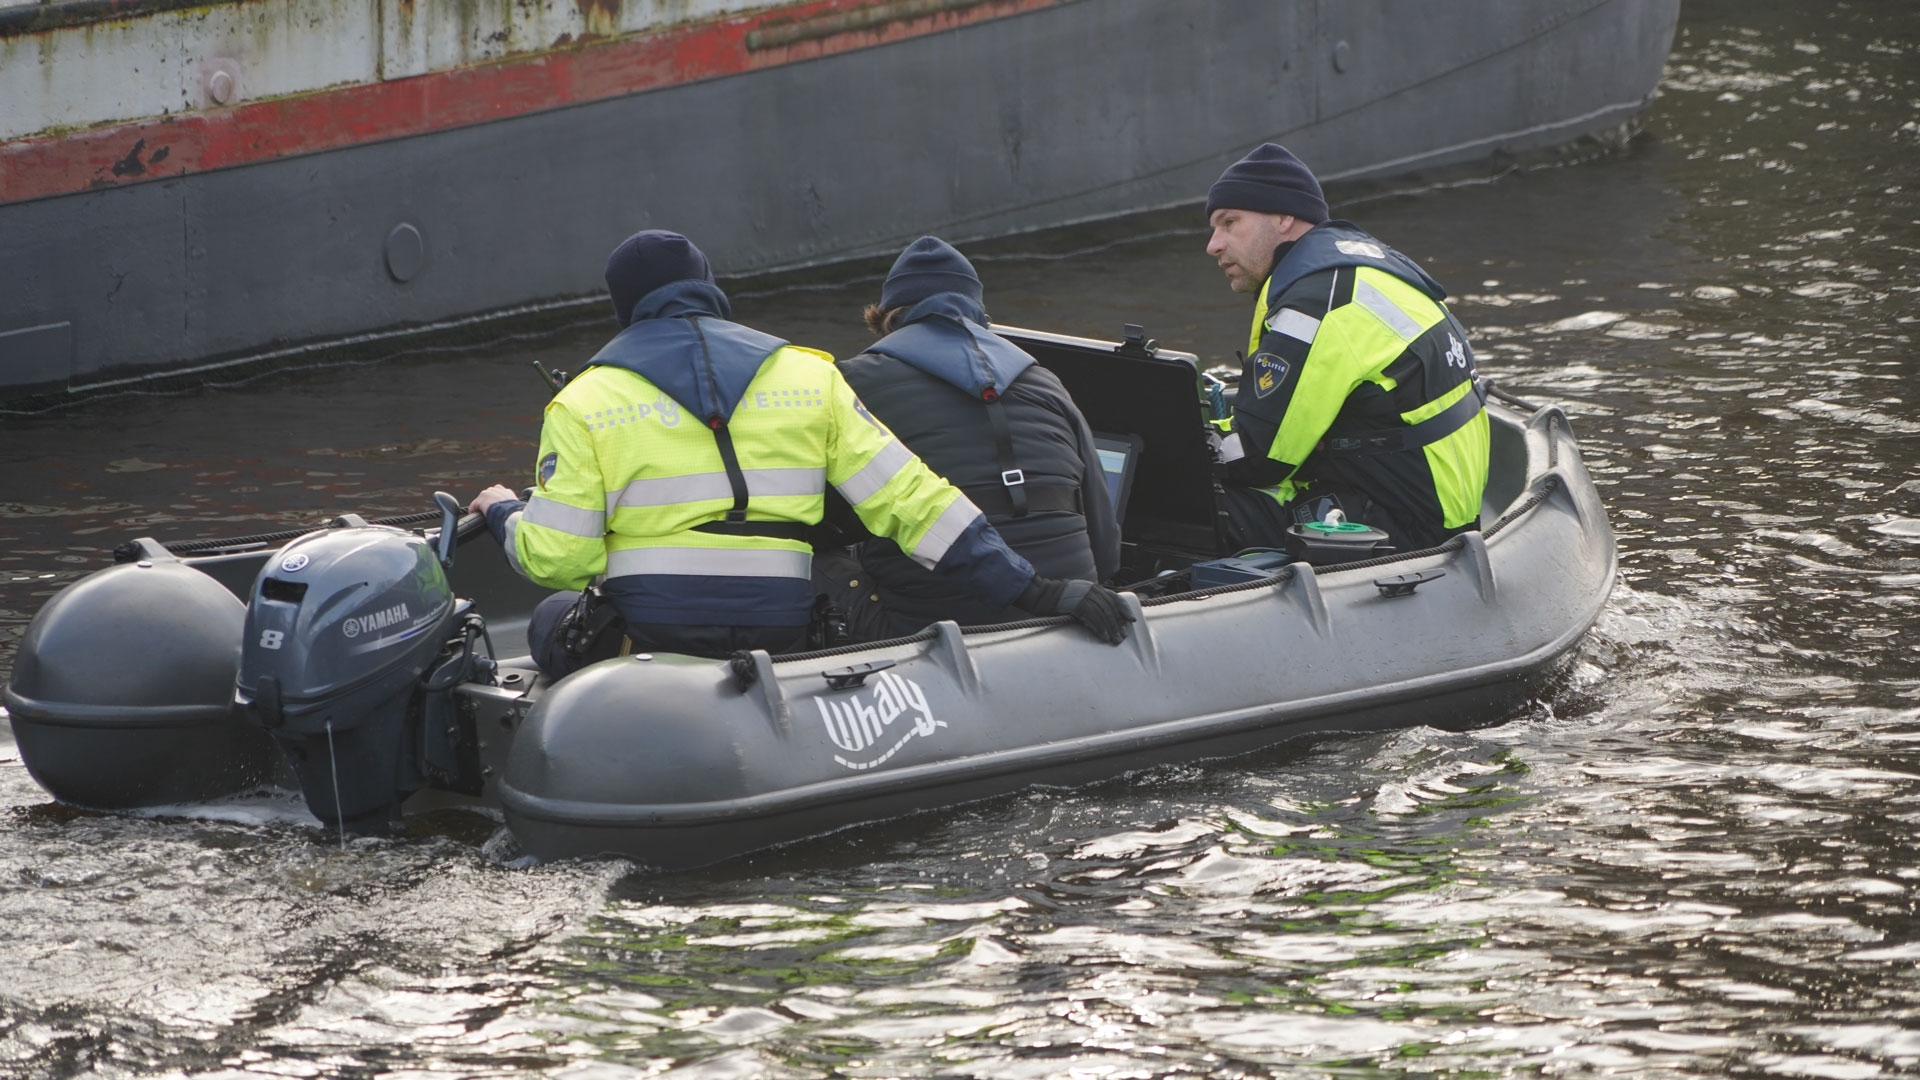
{"left": 1204, "top": 143, "right": 1489, "bottom": 551}
{"left": 822, "top": 237, "right": 1121, "bottom": 638}
{"left": 469, "top": 230, "right": 1130, "bottom": 677}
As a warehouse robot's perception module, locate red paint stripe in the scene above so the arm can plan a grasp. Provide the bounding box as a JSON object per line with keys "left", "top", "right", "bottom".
{"left": 0, "top": 0, "right": 1060, "bottom": 206}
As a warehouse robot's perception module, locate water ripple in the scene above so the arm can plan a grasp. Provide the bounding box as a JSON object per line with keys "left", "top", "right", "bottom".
{"left": 6, "top": 4, "right": 1920, "bottom": 1077}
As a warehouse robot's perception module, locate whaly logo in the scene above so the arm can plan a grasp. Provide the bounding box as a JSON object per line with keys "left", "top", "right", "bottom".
{"left": 341, "top": 601, "right": 411, "bottom": 639}
{"left": 816, "top": 671, "right": 944, "bottom": 771}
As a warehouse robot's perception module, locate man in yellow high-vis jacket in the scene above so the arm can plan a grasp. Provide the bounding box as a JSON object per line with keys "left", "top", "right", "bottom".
{"left": 1204, "top": 144, "right": 1489, "bottom": 552}
{"left": 469, "top": 231, "right": 1129, "bottom": 677}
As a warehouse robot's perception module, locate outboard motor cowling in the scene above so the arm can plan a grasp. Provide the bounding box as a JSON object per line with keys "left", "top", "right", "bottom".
{"left": 237, "top": 523, "right": 459, "bottom": 833}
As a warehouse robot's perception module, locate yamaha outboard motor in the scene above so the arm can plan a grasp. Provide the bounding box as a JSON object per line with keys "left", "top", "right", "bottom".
{"left": 236, "top": 495, "right": 493, "bottom": 833}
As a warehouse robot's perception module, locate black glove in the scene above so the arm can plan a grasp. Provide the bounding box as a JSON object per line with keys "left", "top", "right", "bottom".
{"left": 1017, "top": 576, "right": 1133, "bottom": 645}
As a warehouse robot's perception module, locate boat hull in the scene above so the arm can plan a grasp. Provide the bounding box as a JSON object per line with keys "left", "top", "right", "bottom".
{"left": 502, "top": 657, "right": 1571, "bottom": 868}
{"left": 494, "top": 404, "right": 1613, "bottom": 868}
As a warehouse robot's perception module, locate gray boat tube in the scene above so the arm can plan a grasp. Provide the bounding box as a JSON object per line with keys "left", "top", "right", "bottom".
{"left": 496, "top": 402, "right": 1614, "bottom": 868}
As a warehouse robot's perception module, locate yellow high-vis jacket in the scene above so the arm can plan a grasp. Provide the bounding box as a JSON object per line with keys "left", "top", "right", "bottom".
{"left": 490, "top": 281, "right": 1035, "bottom": 628}
{"left": 1227, "top": 222, "right": 1489, "bottom": 548}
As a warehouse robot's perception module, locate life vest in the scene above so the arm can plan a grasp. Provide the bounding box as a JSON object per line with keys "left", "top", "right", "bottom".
{"left": 868, "top": 293, "right": 1075, "bottom": 520}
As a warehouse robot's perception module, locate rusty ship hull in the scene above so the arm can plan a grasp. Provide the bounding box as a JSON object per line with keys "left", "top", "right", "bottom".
{"left": 0, "top": 0, "right": 1680, "bottom": 399}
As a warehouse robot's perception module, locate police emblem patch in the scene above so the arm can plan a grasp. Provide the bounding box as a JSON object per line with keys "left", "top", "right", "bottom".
{"left": 1251, "top": 352, "right": 1290, "bottom": 399}
{"left": 537, "top": 452, "right": 558, "bottom": 489}
{"left": 852, "top": 398, "right": 887, "bottom": 432}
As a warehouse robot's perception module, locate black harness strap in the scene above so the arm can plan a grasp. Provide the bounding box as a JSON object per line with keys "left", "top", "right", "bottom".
{"left": 689, "top": 314, "right": 811, "bottom": 542}
{"left": 688, "top": 317, "right": 753, "bottom": 524}
{"left": 692, "top": 519, "right": 816, "bottom": 542}
{"left": 707, "top": 417, "right": 752, "bottom": 523}
{"left": 695, "top": 403, "right": 817, "bottom": 542}
{"left": 960, "top": 481, "right": 1081, "bottom": 518}
{"left": 982, "top": 388, "right": 1029, "bottom": 518}
{"left": 1318, "top": 377, "right": 1489, "bottom": 458}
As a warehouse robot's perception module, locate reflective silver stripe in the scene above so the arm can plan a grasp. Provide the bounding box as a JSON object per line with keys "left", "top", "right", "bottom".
{"left": 908, "top": 497, "right": 980, "bottom": 569}
{"left": 522, "top": 495, "right": 605, "bottom": 538}
{"left": 606, "top": 468, "right": 826, "bottom": 513}
{"left": 1266, "top": 307, "right": 1321, "bottom": 345}
{"left": 1353, "top": 279, "right": 1425, "bottom": 342}
{"left": 835, "top": 438, "right": 914, "bottom": 505}
{"left": 607, "top": 473, "right": 731, "bottom": 513}
{"left": 501, "top": 510, "right": 528, "bottom": 577}
{"left": 606, "top": 547, "right": 812, "bottom": 579}
{"left": 749, "top": 467, "right": 829, "bottom": 498}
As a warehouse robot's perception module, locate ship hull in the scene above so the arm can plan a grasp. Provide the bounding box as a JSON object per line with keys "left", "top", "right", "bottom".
{"left": 0, "top": 0, "right": 1679, "bottom": 398}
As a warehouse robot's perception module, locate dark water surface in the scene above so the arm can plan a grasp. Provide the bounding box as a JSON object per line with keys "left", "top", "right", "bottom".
{"left": 6, "top": 2, "right": 1920, "bottom": 1076}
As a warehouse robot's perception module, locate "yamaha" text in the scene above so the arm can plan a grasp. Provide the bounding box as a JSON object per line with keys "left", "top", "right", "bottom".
{"left": 342, "top": 602, "right": 410, "bottom": 639}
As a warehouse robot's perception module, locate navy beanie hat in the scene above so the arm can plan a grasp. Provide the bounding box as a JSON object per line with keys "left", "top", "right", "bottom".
{"left": 605, "top": 230, "right": 714, "bottom": 325}
{"left": 880, "top": 236, "right": 983, "bottom": 311}
{"left": 1205, "top": 143, "right": 1329, "bottom": 224}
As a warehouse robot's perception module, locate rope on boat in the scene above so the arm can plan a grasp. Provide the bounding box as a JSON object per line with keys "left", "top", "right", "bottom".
{"left": 1481, "top": 473, "right": 1560, "bottom": 541}
{"left": 132, "top": 510, "right": 444, "bottom": 557}
{"left": 324, "top": 720, "right": 348, "bottom": 853}
{"left": 771, "top": 474, "right": 1566, "bottom": 662}
{"left": 772, "top": 569, "right": 1314, "bottom": 665}
{"left": 1140, "top": 565, "right": 1298, "bottom": 606}
{"left": 1484, "top": 379, "right": 1547, "bottom": 414}
{"left": 726, "top": 651, "right": 760, "bottom": 689}
{"left": 1267, "top": 539, "right": 1463, "bottom": 579}
{"left": 948, "top": 614, "right": 1079, "bottom": 633}
{"left": 773, "top": 564, "right": 1327, "bottom": 664}
{"left": 771, "top": 627, "right": 944, "bottom": 665}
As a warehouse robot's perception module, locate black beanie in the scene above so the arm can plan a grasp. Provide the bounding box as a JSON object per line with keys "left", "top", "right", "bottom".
{"left": 1205, "top": 143, "right": 1329, "bottom": 224}
{"left": 604, "top": 230, "right": 714, "bottom": 325}
{"left": 879, "top": 236, "right": 983, "bottom": 312}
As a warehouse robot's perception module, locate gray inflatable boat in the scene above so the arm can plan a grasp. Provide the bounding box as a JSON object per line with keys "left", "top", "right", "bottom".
{"left": 4, "top": 326, "right": 1615, "bottom": 868}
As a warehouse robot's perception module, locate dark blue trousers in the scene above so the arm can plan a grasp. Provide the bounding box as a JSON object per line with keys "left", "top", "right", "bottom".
{"left": 526, "top": 591, "right": 808, "bottom": 680}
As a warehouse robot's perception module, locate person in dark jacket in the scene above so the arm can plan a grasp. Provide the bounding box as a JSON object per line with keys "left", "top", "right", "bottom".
{"left": 828, "top": 236, "right": 1123, "bottom": 638}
